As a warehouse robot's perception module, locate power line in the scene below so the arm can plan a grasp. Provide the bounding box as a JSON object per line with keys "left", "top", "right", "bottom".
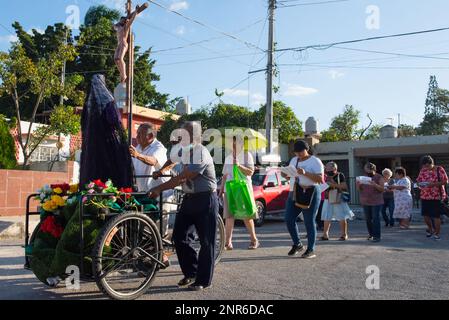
{"left": 247, "top": 14, "right": 269, "bottom": 109}
{"left": 278, "top": 0, "right": 351, "bottom": 8}
{"left": 276, "top": 27, "right": 449, "bottom": 52}
{"left": 150, "top": 16, "right": 267, "bottom": 54}
{"left": 278, "top": 63, "right": 449, "bottom": 70}
{"left": 202, "top": 73, "right": 257, "bottom": 107}
{"left": 79, "top": 0, "right": 255, "bottom": 66}
{"left": 147, "top": 0, "right": 266, "bottom": 53}
{"left": 137, "top": 19, "right": 255, "bottom": 67}
{"left": 333, "top": 46, "right": 449, "bottom": 61}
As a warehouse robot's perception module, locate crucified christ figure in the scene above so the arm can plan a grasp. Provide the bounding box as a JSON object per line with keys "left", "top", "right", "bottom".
{"left": 114, "top": 3, "right": 149, "bottom": 83}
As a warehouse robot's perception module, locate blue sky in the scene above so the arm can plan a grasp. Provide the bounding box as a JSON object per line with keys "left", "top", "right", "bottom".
{"left": 2, "top": 0, "right": 449, "bottom": 130}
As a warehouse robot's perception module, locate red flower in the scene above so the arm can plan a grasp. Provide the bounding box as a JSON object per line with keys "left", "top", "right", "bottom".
{"left": 40, "top": 216, "right": 64, "bottom": 239}
{"left": 93, "top": 179, "right": 107, "bottom": 189}
{"left": 50, "top": 183, "right": 70, "bottom": 195}
{"left": 119, "top": 187, "right": 133, "bottom": 200}
{"left": 50, "top": 183, "right": 70, "bottom": 192}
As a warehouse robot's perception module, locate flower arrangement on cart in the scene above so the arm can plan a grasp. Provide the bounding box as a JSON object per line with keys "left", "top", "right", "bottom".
{"left": 25, "top": 179, "right": 154, "bottom": 286}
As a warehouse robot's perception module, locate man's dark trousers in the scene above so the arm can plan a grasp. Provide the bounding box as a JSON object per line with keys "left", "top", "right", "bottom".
{"left": 173, "top": 192, "right": 218, "bottom": 286}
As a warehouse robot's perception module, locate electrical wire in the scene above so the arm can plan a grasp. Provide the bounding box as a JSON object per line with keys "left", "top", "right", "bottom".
{"left": 277, "top": 0, "right": 351, "bottom": 8}
{"left": 276, "top": 27, "right": 449, "bottom": 52}
{"left": 147, "top": 0, "right": 266, "bottom": 53}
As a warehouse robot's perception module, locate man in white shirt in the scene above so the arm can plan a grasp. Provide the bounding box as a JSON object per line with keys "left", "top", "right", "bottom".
{"left": 130, "top": 123, "right": 169, "bottom": 192}
{"left": 130, "top": 123, "right": 177, "bottom": 239}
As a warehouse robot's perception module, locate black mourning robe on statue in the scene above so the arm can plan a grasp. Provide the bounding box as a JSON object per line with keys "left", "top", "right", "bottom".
{"left": 79, "top": 74, "right": 134, "bottom": 189}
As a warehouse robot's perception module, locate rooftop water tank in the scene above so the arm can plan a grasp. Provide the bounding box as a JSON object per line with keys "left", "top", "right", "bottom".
{"left": 305, "top": 117, "right": 319, "bottom": 136}
{"left": 380, "top": 125, "right": 398, "bottom": 139}
{"left": 176, "top": 98, "right": 192, "bottom": 115}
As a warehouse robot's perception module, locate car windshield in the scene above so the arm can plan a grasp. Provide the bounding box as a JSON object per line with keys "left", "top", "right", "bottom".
{"left": 252, "top": 173, "right": 266, "bottom": 186}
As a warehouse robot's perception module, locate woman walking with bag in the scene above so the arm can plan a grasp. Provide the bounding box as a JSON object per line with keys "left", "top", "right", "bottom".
{"left": 320, "top": 162, "right": 354, "bottom": 241}
{"left": 283, "top": 140, "right": 324, "bottom": 259}
{"left": 219, "top": 137, "right": 259, "bottom": 250}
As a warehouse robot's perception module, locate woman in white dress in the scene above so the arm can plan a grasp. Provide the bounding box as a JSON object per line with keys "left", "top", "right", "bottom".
{"left": 219, "top": 137, "right": 259, "bottom": 250}
{"left": 320, "top": 162, "right": 354, "bottom": 241}
{"left": 389, "top": 167, "right": 413, "bottom": 229}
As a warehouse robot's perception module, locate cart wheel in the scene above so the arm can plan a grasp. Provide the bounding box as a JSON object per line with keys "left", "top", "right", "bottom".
{"left": 92, "top": 211, "right": 163, "bottom": 300}
{"left": 25, "top": 222, "right": 41, "bottom": 269}
{"left": 214, "top": 215, "right": 225, "bottom": 264}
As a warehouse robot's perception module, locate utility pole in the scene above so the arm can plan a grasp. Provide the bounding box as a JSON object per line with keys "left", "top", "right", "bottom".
{"left": 266, "top": 0, "right": 275, "bottom": 154}
{"left": 397, "top": 113, "right": 401, "bottom": 137}
{"left": 56, "top": 28, "right": 69, "bottom": 162}
{"left": 60, "top": 28, "right": 68, "bottom": 106}
{"left": 126, "top": 0, "right": 134, "bottom": 146}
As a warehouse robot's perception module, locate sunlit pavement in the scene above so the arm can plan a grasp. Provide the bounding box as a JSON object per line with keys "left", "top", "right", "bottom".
{"left": 1, "top": 220, "right": 448, "bottom": 300}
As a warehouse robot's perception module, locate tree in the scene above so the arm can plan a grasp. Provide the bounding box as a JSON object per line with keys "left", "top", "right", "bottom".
{"left": 158, "top": 101, "right": 303, "bottom": 146}
{"left": 157, "top": 108, "right": 209, "bottom": 147}
{"left": 418, "top": 76, "right": 449, "bottom": 135}
{"left": 208, "top": 103, "right": 255, "bottom": 129}
{"left": 320, "top": 129, "right": 340, "bottom": 143}
{"left": 0, "top": 22, "right": 79, "bottom": 119}
{"left": 0, "top": 115, "right": 17, "bottom": 169}
{"left": 418, "top": 112, "right": 448, "bottom": 135}
{"left": 84, "top": 5, "right": 121, "bottom": 27}
{"left": 253, "top": 101, "right": 303, "bottom": 144}
{"left": 133, "top": 47, "right": 174, "bottom": 111}
{"left": 362, "top": 123, "right": 383, "bottom": 140}
{"left": 398, "top": 124, "right": 417, "bottom": 137}
{"left": 75, "top": 5, "right": 175, "bottom": 111}
{"left": 326, "top": 105, "right": 361, "bottom": 141}
{"left": 0, "top": 43, "right": 82, "bottom": 168}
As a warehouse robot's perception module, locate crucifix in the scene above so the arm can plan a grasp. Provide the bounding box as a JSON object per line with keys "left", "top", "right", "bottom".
{"left": 114, "top": 1, "right": 148, "bottom": 84}
{"left": 114, "top": 0, "right": 149, "bottom": 145}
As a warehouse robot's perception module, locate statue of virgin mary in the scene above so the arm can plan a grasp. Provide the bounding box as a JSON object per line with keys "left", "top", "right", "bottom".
{"left": 79, "top": 74, "right": 134, "bottom": 189}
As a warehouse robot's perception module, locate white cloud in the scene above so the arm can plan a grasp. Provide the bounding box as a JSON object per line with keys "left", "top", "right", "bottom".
{"left": 0, "top": 34, "right": 18, "bottom": 43}
{"left": 174, "top": 25, "right": 186, "bottom": 35}
{"left": 251, "top": 93, "right": 265, "bottom": 106}
{"left": 329, "top": 69, "right": 345, "bottom": 79}
{"left": 283, "top": 83, "right": 318, "bottom": 97}
{"left": 223, "top": 88, "right": 248, "bottom": 97}
{"left": 169, "top": 1, "right": 189, "bottom": 11}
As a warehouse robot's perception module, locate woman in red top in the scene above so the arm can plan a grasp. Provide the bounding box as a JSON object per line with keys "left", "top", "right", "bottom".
{"left": 416, "top": 155, "right": 448, "bottom": 241}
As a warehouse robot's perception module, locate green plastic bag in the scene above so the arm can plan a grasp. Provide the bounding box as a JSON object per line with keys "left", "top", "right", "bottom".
{"left": 225, "top": 164, "right": 256, "bottom": 219}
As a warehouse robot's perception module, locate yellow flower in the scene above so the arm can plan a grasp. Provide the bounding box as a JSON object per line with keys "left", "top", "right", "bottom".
{"left": 53, "top": 187, "right": 63, "bottom": 194}
{"left": 69, "top": 184, "right": 79, "bottom": 193}
{"left": 42, "top": 200, "right": 54, "bottom": 212}
{"left": 51, "top": 195, "right": 65, "bottom": 207}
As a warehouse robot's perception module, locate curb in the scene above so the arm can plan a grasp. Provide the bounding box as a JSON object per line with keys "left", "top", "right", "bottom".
{"left": 0, "top": 218, "right": 39, "bottom": 240}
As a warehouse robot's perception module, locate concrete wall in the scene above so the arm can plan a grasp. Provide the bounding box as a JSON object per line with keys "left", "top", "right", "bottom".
{"left": 0, "top": 162, "right": 74, "bottom": 216}
{"left": 315, "top": 135, "right": 449, "bottom": 155}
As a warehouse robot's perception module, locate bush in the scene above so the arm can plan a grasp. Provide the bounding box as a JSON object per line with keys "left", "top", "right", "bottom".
{"left": 0, "top": 115, "right": 17, "bottom": 169}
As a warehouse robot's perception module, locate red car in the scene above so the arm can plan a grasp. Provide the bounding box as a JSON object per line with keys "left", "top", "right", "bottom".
{"left": 251, "top": 167, "right": 291, "bottom": 226}
{"left": 218, "top": 167, "right": 291, "bottom": 227}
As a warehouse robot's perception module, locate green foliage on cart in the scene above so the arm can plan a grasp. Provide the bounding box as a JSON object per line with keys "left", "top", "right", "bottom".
{"left": 29, "top": 202, "right": 105, "bottom": 283}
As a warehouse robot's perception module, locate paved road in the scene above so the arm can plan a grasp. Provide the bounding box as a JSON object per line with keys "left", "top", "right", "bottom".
{"left": 1, "top": 220, "right": 448, "bottom": 300}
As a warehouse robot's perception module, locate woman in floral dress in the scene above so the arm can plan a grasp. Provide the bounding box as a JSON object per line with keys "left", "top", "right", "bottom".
{"left": 416, "top": 155, "right": 448, "bottom": 240}
{"left": 389, "top": 167, "right": 413, "bottom": 229}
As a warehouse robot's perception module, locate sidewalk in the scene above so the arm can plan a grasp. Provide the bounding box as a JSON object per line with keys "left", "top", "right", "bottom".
{"left": 350, "top": 205, "right": 426, "bottom": 222}
{"left": 0, "top": 215, "right": 39, "bottom": 240}
{"left": 0, "top": 206, "right": 434, "bottom": 239}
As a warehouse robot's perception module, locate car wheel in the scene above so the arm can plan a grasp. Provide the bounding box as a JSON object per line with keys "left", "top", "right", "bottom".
{"left": 255, "top": 200, "right": 266, "bottom": 227}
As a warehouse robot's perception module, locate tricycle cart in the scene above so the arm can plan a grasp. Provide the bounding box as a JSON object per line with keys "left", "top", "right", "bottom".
{"left": 24, "top": 177, "right": 225, "bottom": 300}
